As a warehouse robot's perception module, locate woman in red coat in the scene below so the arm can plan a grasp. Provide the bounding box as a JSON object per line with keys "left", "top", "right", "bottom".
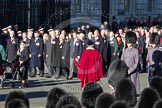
{"left": 74, "top": 40, "right": 103, "bottom": 88}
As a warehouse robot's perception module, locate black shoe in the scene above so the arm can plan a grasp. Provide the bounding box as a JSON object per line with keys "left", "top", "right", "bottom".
{"left": 54, "top": 76, "right": 60, "bottom": 79}
{"left": 39, "top": 73, "right": 44, "bottom": 77}
{"left": 19, "top": 85, "right": 24, "bottom": 89}
{"left": 46, "top": 76, "right": 52, "bottom": 78}
{"left": 29, "top": 74, "right": 36, "bottom": 78}
{"left": 68, "top": 77, "right": 73, "bottom": 80}
{"left": 9, "top": 82, "right": 15, "bottom": 88}
{"left": 24, "top": 83, "right": 29, "bottom": 88}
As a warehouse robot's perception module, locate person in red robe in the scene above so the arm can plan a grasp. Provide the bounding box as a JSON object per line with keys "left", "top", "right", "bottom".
{"left": 74, "top": 40, "right": 103, "bottom": 88}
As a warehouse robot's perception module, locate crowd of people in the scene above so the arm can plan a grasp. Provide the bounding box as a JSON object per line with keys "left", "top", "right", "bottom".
{"left": 3, "top": 76, "right": 162, "bottom": 108}
{"left": 0, "top": 16, "right": 162, "bottom": 88}
{"left": 1, "top": 14, "right": 162, "bottom": 107}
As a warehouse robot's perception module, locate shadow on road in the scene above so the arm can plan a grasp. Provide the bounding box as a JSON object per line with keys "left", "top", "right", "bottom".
{"left": 0, "top": 79, "right": 80, "bottom": 102}
{"left": 0, "top": 91, "right": 48, "bottom": 102}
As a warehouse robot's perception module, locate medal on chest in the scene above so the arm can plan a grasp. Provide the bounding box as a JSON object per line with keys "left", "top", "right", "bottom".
{"left": 36, "top": 41, "right": 40, "bottom": 46}
{"left": 76, "top": 43, "right": 79, "bottom": 46}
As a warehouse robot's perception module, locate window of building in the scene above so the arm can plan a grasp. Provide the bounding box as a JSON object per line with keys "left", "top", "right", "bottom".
{"left": 75, "top": 0, "right": 81, "bottom": 13}
{"left": 125, "top": 0, "right": 130, "bottom": 12}
{"left": 87, "top": 0, "right": 101, "bottom": 16}
{"left": 148, "top": 0, "right": 155, "bottom": 12}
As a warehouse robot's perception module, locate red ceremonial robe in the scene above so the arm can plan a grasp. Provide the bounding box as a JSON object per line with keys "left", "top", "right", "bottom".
{"left": 76, "top": 49, "right": 103, "bottom": 88}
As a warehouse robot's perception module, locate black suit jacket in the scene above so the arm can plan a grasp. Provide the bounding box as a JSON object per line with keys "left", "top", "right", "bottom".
{"left": 19, "top": 47, "right": 29, "bottom": 64}
{"left": 6, "top": 37, "right": 19, "bottom": 62}
{"left": 73, "top": 39, "right": 83, "bottom": 58}
{"left": 94, "top": 36, "right": 103, "bottom": 54}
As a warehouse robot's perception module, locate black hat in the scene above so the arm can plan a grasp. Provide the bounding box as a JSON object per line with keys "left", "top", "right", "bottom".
{"left": 46, "top": 87, "right": 67, "bottom": 108}
{"left": 55, "top": 94, "right": 81, "bottom": 108}
{"left": 125, "top": 31, "right": 137, "bottom": 44}
{"left": 34, "top": 31, "right": 40, "bottom": 34}
{"left": 107, "top": 59, "right": 128, "bottom": 89}
{"left": 6, "top": 99, "right": 28, "bottom": 108}
{"left": 113, "top": 16, "right": 117, "bottom": 20}
{"left": 115, "top": 79, "right": 136, "bottom": 107}
{"left": 5, "top": 90, "right": 29, "bottom": 108}
{"left": 150, "top": 76, "right": 162, "bottom": 98}
{"left": 81, "top": 82, "right": 103, "bottom": 108}
{"left": 95, "top": 93, "right": 116, "bottom": 108}
{"left": 110, "top": 101, "right": 130, "bottom": 108}
{"left": 87, "top": 40, "right": 94, "bottom": 46}
{"left": 149, "top": 33, "right": 160, "bottom": 45}
{"left": 138, "top": 87, "right": 160, "bottom": 108}
{"left": 153, "top": 100, "right": 162, "bottom": 108}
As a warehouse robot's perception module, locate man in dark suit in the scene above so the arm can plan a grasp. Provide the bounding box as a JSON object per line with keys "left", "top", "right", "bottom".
{"left": 17, "top": 42, "right": 29, "bottom": 88}
{"left": 101, "top": 30, "right": 109, "bottom": 75}
{"left": 45, "top": 29, "right": 60, "bottom": 78}
{"left": 29, "top": 31, "right": 43, "bottom": 77}
{"left": 62, "top": 36, "right": 70, "bottom": 70}
{"left": 79, "top": 33, "right": 88, "bottom": 51}
{"left": 44, "top": 29, "right": 53, "bottom": 78}
{"left": 6, "top": 30, "right": 19, "bottom": 64}
{"left": 69, "top": 31, "right": 83, "bottom": 80}
{"left": 93, "top": 30, "right": 103, "bottom": 54}
{"left": 107, "top": 31, "right": 118, "bottom": 62}
{"left": 50, "top": 30, "right": 60, "bottom": 78}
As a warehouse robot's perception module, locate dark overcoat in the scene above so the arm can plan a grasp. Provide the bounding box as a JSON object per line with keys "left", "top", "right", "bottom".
{"left": 51, "top": 37, "right": 59, "bottom": 67}
{"left": 29, "top": 37, "right": 43, "bottom": 68}
{"left": 6, "top": 37, "right": 19, "bottom": 62}
{"left": 55, "top": 42, "right": 66, "bottom": 68}
{"left": 94, "top": 36, "right": 103, "bottom": 54}
{"left": 62, "top": 40, "right": 70, "bottom": 69}
{"left": 44, "top": 37, "right": 52, "bottom": 67}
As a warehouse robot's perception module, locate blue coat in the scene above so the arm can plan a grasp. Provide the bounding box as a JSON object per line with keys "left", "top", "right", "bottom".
{"left": 29, "top": 37, "right": 43, "bottom": 68}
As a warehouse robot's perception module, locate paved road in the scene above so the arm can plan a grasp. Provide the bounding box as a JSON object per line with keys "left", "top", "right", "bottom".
{"left": 0, "top": 73, "right": 148, "bottom": 108}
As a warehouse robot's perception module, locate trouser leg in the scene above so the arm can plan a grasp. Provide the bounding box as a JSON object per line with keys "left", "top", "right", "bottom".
{"left": 62, "top": 68, "right": 68, "bottom": 78}
{"left": 69, "top": 58, "right": 74, "bottom": 78}
{"left": 55, "top": 67, "right": 60, "bottom": 78}
{"left": 47, "top": 66, "right": 52, "bottom": 76}
{"left": 51, "top": 67, "right": 56, "bottom": 76}
{"left": 44, "top": 63, "right": 48, "bottom": 74}
{"left": 139, "top": 54, "right": 143, "bottom": 72}
{"left": 35, "top": 67, "right": 40, "bottom": 75}
{"left": 30, "top": 67, "right": 36, "bottom": 77}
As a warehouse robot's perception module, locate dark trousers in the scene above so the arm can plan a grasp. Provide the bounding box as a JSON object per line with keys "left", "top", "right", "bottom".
{"left": 19, "top": 64, "right": 28, "bottom": 80}
{"left": 49, "top": 67, "right": 60, "bottom": 77}
{"left": 102, "top": 61, "right": 108, "bottom": 76}
{"left": 30, "top": 67, "right": 43, "bottom": 77}
{"left": 61, "top": 68, "right": 68, "bottom": 78}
